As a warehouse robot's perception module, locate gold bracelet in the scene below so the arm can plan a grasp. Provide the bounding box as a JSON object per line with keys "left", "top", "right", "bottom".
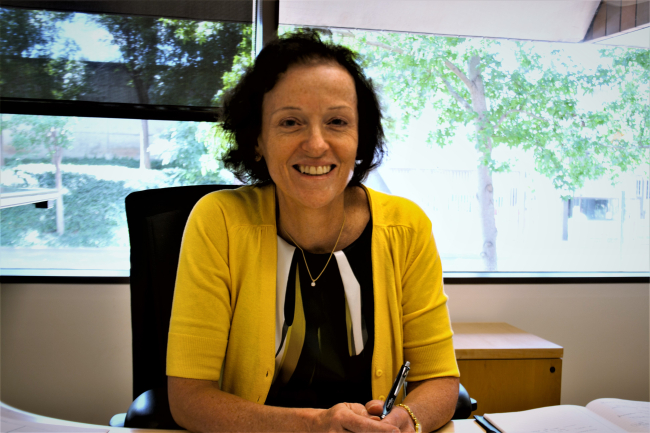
{"left": 396, "top": 404, "right": 422, "bottom": 433}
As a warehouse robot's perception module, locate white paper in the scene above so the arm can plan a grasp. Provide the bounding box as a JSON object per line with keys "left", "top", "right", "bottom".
{"left": 586, "top": 399, "right": 650, "bottom": 433}
{"left": 1, "top": 419, "right": 107, "bottom": 433}
{"left": 1, "top": 420, "right": 26, "bottom": 433}
{"left": 485, "top": 405, "right": 627, "bottom": 433}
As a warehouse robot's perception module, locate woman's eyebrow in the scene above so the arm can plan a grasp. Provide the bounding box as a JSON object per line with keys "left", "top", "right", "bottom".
{"left": 327, "top": 105, "right": 354, "bottom": 111}
{"left": 271, "top": 105, "right": 353, "bottom": 116}
{"left": 271, "top": 106, "right": 302, "bottom": 115}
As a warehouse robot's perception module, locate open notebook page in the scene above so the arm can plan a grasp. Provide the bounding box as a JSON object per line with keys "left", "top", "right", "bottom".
{"left": 484, "top": 405, "right": 627, "bottom": 433}
{"left": 585, "top": 399, "right": 650, "bottom": 433}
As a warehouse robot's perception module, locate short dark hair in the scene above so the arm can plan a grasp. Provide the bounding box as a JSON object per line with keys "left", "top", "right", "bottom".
{"left": 221, "top": 31, "right": 385, "bottom": 186}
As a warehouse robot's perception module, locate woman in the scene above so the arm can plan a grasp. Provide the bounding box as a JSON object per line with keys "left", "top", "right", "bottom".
{"left": 167, "top": 32, "right": 459, "bottom": 432}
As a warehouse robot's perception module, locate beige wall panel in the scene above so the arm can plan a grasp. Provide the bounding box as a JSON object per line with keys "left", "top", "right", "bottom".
{"left": 0, "top": 283, "right": 133, "bottom": 425}
{"left": 592, "top": 3, "right": 608, "bottom": 38}
{"left": 621, "top": 1, "right": 637, "bottom": 30}
{"left": 606, "top": 1, "right": 623, "bottom": 35}
{"left": 446, "top": 283, "right": 650, "bottom": 406}
{"left": 1, "top": 282, "right": 648, "bottom": 424}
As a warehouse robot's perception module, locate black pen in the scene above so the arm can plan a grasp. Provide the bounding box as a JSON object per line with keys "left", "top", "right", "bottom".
{"left": 380, "top": 361, "right": 410, "bottom": 419}
{"left": 474, "top": 415, "right": 501, "bottom": 433}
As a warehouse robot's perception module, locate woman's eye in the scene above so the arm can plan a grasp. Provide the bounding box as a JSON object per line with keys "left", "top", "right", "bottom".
{"left": 330, "top": 118, "right": 347, "bottom": 126}
{"left": 281, "top": 119, "right": 298, "bottom": 127}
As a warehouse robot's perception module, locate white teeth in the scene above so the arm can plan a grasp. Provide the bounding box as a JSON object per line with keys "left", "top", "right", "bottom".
{"left": 299, "top": 165, "right": 332, "bottom": 175}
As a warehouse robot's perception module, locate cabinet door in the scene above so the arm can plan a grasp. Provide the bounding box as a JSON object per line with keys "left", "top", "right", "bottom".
{"left": 458, "top": 358, "right": 562, "bottom": 416}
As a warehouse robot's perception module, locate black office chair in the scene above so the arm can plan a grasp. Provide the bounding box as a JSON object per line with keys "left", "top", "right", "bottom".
{"left": 111, "top": 184, "right": 476, "bottom": 429}
{"left": 111, "top": 184, "right": 238, "bottom": 429}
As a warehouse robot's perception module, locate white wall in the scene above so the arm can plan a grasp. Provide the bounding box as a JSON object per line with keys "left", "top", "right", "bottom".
{"left": 1, "top": 282, "right": 648, "bottom": 425}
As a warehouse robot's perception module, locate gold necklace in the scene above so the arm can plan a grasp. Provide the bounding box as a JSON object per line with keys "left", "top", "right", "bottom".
{"left": 284, "top": 213, "right": 346, "bottom": 287}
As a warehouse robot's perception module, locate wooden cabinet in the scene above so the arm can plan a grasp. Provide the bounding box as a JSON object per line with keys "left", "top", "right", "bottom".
{"left": 452, "top": 322, "right": 563, "bottom": 416}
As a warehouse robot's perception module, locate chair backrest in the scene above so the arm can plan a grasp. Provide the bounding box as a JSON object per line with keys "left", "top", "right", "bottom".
{"left": 125, "top": 184, "right": 239, "bottom": 400}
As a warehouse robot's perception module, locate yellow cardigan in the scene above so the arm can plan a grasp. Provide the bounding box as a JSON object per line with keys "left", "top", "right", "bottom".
{"left": 167, "top": 184, "right": 459, "bottom": 404}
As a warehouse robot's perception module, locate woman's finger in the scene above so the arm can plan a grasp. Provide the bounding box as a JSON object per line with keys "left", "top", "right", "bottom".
{"left": 326, "top": 403, "right": 397, "bottom": 432}
{"left": 364, "top": 399, "right": 385, "bottom": 416}
{"left": 345, "top": 402, "right": 371, "bottom": 416}
{"left": 380, "top": 407, "right": 414, "bottom": 432}
{"left": 341, "top": 413, "right": 398, "bottom": 433}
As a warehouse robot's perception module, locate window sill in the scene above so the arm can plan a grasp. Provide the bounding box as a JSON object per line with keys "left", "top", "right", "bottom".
{"left": 0, "top": 270, "right": 647, "bottom": 285}
{"left": 0, "top": 268, "right": 129, "bottom": 284}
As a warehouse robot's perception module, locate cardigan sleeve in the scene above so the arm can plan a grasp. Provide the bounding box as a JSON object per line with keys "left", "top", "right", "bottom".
{"left": 400, "top": 203, "right": 459, "bottom": 381}
{"left": 166, "top": 193, "right": 233, "bottom": 382}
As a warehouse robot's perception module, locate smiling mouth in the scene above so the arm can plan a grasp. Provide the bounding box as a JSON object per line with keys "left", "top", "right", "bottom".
{"left": 294, "top": 164, "right": 335, "bottom": 176}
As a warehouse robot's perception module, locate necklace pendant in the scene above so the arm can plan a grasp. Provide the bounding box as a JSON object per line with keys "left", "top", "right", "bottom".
{"left": 311, "top": 281, "right": 316, "bottom": 287}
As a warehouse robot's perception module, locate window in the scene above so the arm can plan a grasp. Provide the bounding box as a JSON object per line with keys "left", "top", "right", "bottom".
{"left": 2, "top": 3, "right": 648, "bottom": 278}
{"left": 1, "top": 4, "right": 253, "bottom": 276}
{"left": 279, "top": 25, "right": 649, "bottom": 274}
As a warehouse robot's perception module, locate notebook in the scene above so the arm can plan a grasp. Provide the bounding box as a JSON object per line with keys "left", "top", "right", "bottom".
{"left": 482, "top": 398, "right": 649, "bottom": 433}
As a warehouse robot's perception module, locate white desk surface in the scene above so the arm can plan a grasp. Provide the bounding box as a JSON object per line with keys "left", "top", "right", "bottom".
{"left": 1, "top": 401, "right": 483, "bottom": 433}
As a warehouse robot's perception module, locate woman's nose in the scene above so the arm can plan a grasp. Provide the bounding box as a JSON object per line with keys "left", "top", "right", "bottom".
{"left": 302, "top": 126, "right": 329, "bottom": 155}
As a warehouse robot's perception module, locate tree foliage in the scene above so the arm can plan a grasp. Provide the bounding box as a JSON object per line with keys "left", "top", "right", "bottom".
{"left": 152, "top": 121, "right": 231, "bottom": 185}
{"left": 326, "top": 30, "right": 649, "bottom": 269}
{"left": 4, "top": 114, "right": 77, "bottom": 234}
{"left": 92, "top": 14, "right": 246, "bottom": 106}
{"left": 339, "top": 33, "right": 648, "bottom": 189}
{"left": 0, "top": 7, "right": 87, "bottom": 100}
{"left": 5, "top": 115, "right": 75, "bottom": 157}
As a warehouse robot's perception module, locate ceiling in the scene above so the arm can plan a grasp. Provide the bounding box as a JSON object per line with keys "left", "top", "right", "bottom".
{"left": 279, "top": 0, "right": 602, "bottom": 43}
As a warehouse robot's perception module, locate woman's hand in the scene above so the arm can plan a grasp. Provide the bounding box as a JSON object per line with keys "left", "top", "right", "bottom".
{"left": 365, "top": 400, "right": 415, "bottom": 432}
{"left": 314, "top": 402, "right": 399, "bottom": 432}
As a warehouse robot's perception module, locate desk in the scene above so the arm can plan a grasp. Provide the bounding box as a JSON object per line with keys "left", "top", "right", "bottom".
{"left": 1, "top": 402, "right": 484, "bottom": 433}
{"left": 453, "top": 322, "right": 563, "bottom": 416}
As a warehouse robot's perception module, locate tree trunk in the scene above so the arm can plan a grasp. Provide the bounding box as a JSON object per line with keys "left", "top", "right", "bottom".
{"left": 53, "top": 146, "right": 65, "bottom": 235}
{"left": 139, "top": 119, "right": 151, "bottom": 170}
{"left": 467, "top": 56, "right": 498, "bottom": 271}
{"left": 476, "top": 162, "right": 497, "bottom": 270}
{"left": 132, "top": 74, "right": 151, "bottom": 170}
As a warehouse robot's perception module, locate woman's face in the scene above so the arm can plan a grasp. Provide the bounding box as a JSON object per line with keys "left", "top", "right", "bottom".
{"left": 257, "top": 62, "right": 359, "bottom": 211}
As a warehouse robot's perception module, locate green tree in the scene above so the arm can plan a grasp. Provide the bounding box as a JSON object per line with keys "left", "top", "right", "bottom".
{"left": 157, "top": 19, "right": 245, "bottom": 106}
{"left": 152, "top": 121, "right": 230, "bottom": 185}
{"left": 596, "top": 47, "right": 649, "bottom": 165}
{"left": 92, "top": 15, "right": 158, "bottom": 169}
{"left": 153, "top": 24, "right": 253, "bottom": 184}
{"left": 0, "top": 7, "right": 86, "bottom": 166}
{"left": 331, "top": 31, "right": 648, "bottom": 271}
{"left": 92, "top": 15, "right": 245, "bottom": 169}
{"left": 4, "top": 115, "right": 76, "bottom": 235}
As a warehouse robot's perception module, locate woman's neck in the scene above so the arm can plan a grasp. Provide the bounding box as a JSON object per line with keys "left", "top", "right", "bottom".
{"left": 276, "top": 186, "right": 368, "bottom": 254}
